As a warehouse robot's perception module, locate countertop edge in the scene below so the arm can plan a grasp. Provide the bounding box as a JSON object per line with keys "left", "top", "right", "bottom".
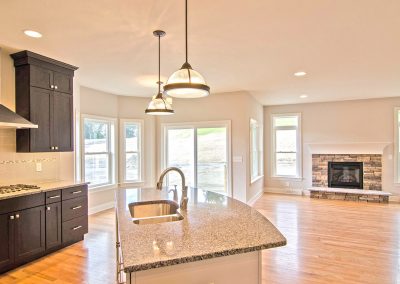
{"left": 123, "top": 239, "right": 287, "bottom": 273}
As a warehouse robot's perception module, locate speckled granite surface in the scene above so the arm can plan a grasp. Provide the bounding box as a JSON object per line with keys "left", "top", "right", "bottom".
{"left": 116, "top": 187, "right": 286, "bottom": 273}
{"left": 0, "top": 180, "right": 89, "bottom": 200}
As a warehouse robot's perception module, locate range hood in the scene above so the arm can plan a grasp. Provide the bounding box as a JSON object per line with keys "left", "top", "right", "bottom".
{"left": 0, "top": 104, "right": 38, "bottom": 129}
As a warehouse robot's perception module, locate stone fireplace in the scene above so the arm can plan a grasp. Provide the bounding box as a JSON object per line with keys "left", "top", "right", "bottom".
{"left": 312, "top": 154, "right": 382, "bottom": 190}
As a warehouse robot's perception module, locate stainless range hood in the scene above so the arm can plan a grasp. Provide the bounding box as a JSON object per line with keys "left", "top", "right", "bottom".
{"left": 0, "top": 104, "right": 37, "bottom": 129}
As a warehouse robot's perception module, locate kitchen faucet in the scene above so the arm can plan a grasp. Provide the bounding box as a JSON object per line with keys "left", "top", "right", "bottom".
{"left": 156, "top": 167, "right": 188, "bottom": 210}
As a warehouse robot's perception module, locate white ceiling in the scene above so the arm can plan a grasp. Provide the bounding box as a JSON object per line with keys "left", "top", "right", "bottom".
{"left": 0, "top": 0, "right": 399, "bottom": 105}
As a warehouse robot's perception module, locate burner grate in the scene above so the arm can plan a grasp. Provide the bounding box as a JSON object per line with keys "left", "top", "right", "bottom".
{"left": 0, "top": 184, "right": 40, "bottom": 194}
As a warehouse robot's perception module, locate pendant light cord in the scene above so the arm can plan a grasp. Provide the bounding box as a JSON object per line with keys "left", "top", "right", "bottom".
{"left": 158, "top": 34, "right": 161, "bottom": 94}
{"left": 185, "top": 0, "right": 188, "bottom": 63}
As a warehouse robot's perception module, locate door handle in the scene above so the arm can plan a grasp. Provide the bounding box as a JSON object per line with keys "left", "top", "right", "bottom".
{"left": 55, "top": 146, "right": 59, "bottom": 150}
{"left": 72, "top": 205, "right": 82, "bottom": 210}
{"left": 54, "top": 85, "right": 58, "bottom": 90}
{"left": 50, "top": 84, "right": 54, "bottom": 89}
{"left": 72, "top": 190, "right": 82, "bottom": 194}
{"left": 47, "top": 206, "right": 51, "bottom": 211}
{"left": 15, "top": 214, "right": 20, "bottom": 219}
{"left": 9, "top": 215, "right": 14, "bottom": 220}
{"left": 49, "top": 195, "right": 60, "bottom": 199}
{"left": 72, "top": 225, "right": 82, "bottom": 231}
{"left": 51, "top": 146, "right": 55, "bottom": 150}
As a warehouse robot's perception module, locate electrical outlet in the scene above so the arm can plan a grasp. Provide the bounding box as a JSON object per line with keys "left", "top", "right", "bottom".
{"left": 36, "top": 162, "right": 42, "bottom": 172}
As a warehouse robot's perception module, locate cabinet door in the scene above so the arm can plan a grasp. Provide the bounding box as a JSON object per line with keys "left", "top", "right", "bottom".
{"left": 30, "top": 65, "right": 53, "bottom": 90}
{"left": 0, "top": 214, "right": 14, "bottom": 271}
{"left": 53, "top": 72, "right": 73, "bottom": 94}
{"left": 45, "top": 202, "right": 62, "bottom": 250}
{"left": 52, "top": 92, "right": 73, "bottom": 151}
{"left": 14, "top": 206, "right": 45, "bottom": 263}
{"left": 30, "top": 87, "right": 53, "bottom": 152}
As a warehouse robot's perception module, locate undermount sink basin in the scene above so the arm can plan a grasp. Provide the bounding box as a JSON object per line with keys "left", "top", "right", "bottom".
{"left": 129, "top": 200, "right": 184, "bottom": 225}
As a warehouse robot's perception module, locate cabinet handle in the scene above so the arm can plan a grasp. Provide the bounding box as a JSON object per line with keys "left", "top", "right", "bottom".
{"left": 72, "top": 225, "right": 82, "bottom": 231}
{"left": 72, "top": 205, "right": 82, "bottom": 210}
{"left": 55, "top": 146, "right": 59, "bottom": 150}
{"left": 49, "top": 195, "right": 60, "bottom": 199}
{"left": 9, "top": 215, "right": 14, "bottom": 220}
{"left": 47, "top": 206, "right": 51, "bottom": 211}
{"left": 54, "top": 85, "right": 58, "bottom": 90}
{"left": 15, "top": 214, "right": 20, "bottom": 219}
{"left": 50, "top": 84, "right": 54, "bottom": 89}
{"left": 72, "top": 190, "right": 82, "bottom": 194}
{"left": 51, "top": 146, "right": 55, "bottom": 150}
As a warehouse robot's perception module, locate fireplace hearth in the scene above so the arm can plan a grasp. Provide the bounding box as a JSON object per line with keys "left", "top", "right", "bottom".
{"left": 328, "top": 162, "right": 363, "bottom": 189}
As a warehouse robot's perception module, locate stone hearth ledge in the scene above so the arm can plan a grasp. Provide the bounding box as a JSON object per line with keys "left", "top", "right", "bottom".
{"left": 116, "top": 187, "right": 287, "bottom": 273}
{"left": 0, "top": 181, "right": 89, "bottom": 200}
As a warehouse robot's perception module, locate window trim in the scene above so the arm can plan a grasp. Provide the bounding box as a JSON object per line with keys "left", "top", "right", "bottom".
{"left": 160, "top": 120, "right": 232, "bottom": 197}
{"left": 250, "top": 118, "right": 264, "bottom": 184}
{"left": 394, "top": 107, "right": 400, "bottom": 184}
{"left": 81, "top": 114, "right": 117, "bottom": 190}
{"left": 271, "top": 113, "right": 302, "bottom": 179}
{"left": 119, "top": 119, "right": 144, "bottom": 184}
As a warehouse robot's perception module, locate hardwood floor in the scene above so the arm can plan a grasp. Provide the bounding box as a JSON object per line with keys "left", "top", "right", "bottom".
{"left": 1, "top": 193, "right": 399, "bottom": 283}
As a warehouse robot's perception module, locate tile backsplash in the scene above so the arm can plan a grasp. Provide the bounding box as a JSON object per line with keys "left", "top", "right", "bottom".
{"left": 0, "top": 129, "right": 60, "bottom": 184}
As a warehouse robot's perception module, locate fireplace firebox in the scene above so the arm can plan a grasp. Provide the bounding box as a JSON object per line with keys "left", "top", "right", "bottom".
{"left": 328, "top": 162, "right": 363, "bottom": 189}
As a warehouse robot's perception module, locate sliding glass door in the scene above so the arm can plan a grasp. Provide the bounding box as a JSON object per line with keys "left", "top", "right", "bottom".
{"left": 164, "top": 122, "right": 231, "bottom": 195}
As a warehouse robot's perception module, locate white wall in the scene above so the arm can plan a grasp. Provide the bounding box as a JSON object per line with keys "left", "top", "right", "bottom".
{"left": 264, "top": 97, "right": 400, "bottom": 196}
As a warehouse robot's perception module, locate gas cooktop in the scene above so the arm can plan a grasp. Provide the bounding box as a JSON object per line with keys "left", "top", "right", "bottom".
{"left": 0, "top": 184, "right": 40, "bottom": 194}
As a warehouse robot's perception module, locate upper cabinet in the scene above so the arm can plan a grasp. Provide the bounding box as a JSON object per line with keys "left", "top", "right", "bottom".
{"left": 11, "top": 51, "right": 78, "bottom": 152}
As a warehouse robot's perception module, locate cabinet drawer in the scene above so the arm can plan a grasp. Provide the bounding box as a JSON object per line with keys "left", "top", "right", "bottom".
{"left": 62, "top": 185, "right": 87, "bottom": 201}
{"left": 45, "top": 190, "right": 61, "bottom": 204}
{"left": 0, "top": 193, "right": 45, "bottom": 215}
{"left": 62, "top": 215, "right": 88, "bottom": 244}
{"left": 62, "top": 197, "right": 87, "bottom": 222}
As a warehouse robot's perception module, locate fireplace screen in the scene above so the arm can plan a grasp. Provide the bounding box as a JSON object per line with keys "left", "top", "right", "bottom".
{"left": 328, "top": 162, "right": 363, "bottom": 189}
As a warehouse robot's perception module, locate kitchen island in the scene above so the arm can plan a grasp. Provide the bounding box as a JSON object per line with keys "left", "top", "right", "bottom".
{"left": 115, "top": 187, "right": 286, "bottom": 284}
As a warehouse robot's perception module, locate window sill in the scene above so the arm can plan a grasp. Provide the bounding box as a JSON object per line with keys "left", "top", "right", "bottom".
{"left": 251, "top": 175, "right": 264, "bottom": 184}
{"left": 88, "top": 184, "right": 117, "bottom": 193}
{"left": 119, "top": 181, "right": 145, "bottom": 187}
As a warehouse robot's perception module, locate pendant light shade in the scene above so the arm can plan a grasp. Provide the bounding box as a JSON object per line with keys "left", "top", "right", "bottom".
{"left": 163, "top": 0, "right": 210, "bottom": 98}
{"left": 145, "top": 30, "right": 174, "bottom": 115}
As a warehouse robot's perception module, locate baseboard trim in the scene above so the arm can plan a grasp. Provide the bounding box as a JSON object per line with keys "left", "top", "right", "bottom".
{"left": 89, "top": 201, "right": 115, "bottom": 215}
{"left": 247, "top": 190, "right": 264, "bottom": 206}
{"left": 264, "top": 187, "right": 303, "bottom": 195}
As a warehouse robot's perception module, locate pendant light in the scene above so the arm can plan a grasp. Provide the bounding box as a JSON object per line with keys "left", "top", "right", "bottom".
{"left": 163, "top": 0, "right": 210, "bottom": 98}
{"left": 145, "top": 30, "right": 174, "bottom": 115}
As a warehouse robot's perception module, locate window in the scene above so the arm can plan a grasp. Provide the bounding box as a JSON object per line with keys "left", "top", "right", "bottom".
{"left": 162, "top": 121, "right": 231, "bottom": 195}
{"left": 250, "top": 119, "right": 263, "bottom": 182}
{"left": 120, "top": 119, "right": 143, "bottom": 183}
{"left": 82, "top": 116, "right": 116, "bottom": 188}
{"left": 272, "top": 113, "right": 301, "bottom": 178}
{"left": 396, "top": 108, "right": 400, "bottom": 183}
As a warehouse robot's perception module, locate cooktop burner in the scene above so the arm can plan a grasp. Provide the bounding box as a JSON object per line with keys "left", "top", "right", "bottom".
{"left": 0, "top": 184, "right": 40, "bottom": 194}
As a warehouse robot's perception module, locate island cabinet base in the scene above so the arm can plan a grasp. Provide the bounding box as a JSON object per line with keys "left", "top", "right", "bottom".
{"left": 126, "top": 251, "right": 262, "bottom": 284}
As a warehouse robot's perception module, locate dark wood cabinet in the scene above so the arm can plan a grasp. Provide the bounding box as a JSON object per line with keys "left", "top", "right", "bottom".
{"left": 11, "top": 50, "right": 78, "bottom": 153}
{"left": 0, "top": 184, "right": 88, "bottom": 274}
{"left": 0, "top": 214, "right": 14, "bottom": 271}
{"left": 14, "top": 206, "right": 46, "bottom": 263}
{"left": 45, "top": 202, "right": 62, "bottom": 250}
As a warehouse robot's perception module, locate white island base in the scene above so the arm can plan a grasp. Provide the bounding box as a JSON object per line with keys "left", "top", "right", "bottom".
{"left": 125, "top": 251, "right": 261, "bottom": 284}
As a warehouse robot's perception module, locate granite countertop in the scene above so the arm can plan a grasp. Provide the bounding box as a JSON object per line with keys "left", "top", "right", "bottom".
{"left": 0, "top": 180, "right": 89, "bottom": 200}
{"left": 116, "top": 187, "right": 286, "bottom": 273}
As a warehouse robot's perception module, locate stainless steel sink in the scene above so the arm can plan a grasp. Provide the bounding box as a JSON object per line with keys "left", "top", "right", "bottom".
{"left": 129, "top": 200, "right": 184, "bottom": 225}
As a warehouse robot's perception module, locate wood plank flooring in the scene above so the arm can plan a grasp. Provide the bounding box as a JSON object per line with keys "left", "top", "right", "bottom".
{"left": 1, "top": 193, "right": 399, "bottom": 283}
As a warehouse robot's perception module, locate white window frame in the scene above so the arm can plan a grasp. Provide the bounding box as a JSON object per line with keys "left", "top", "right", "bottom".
{"left": 271, "top": 113, "right": 302, "bottom": 179}
{"left": 81, "top": 114, "right": 117, "bottom": 190}
{"left": 250, "top": 118, "right": 264, "bottom": 183}
{"left": 119, "top": 119, "right": 144, "bottom": 184}
{"left": 394, "top": 107, "right": 400, "bottom": 183}
{"left": 161, "top": 120, "right": 232, "bottom": 197}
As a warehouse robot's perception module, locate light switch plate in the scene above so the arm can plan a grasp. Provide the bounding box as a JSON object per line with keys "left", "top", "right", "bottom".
{"left": 36, "top": 162, "right": 42, "bottom": 172}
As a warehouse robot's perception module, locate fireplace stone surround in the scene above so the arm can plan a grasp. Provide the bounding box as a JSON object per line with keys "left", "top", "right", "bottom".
{"left": 310, "top": 154, "right": 388, "bottom": 203}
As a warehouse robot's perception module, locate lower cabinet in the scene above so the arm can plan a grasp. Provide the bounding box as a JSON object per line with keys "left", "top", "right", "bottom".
{"left": 45, "top": 202, "right": 62, "bottom": 250}
{"left": 0, "top": 213, "right": 14, "bottom": 271}
{"left": 0, "top": 184, "right": 88, "bottom": 274}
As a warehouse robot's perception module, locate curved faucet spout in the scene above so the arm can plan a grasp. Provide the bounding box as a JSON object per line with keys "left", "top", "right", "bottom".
{"left": 156, "top": 167, "right": 188, "bottom": 210}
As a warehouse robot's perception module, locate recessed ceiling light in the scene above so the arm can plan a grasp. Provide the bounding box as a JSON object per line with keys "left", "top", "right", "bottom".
{"left": 294, "top": 71, "right": 306, "bottom": 77}
{"left": 300, "top": 94, "right": 308, "bottom": 99}
{"left": 23, "top": 30, "right": 42, "bottom": 38}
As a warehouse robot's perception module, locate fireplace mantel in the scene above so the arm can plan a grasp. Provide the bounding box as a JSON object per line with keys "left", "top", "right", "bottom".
{"left": 306, "top": 142, "right": 391, "bottom": 154}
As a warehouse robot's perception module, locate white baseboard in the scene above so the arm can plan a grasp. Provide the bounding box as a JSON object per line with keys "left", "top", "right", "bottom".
{"left": 247, "top": 190, "right": 264, "bottom": 206}
{"left": 89, "top": 201, "right": 115, "bottom": 215}
{"left": 264, "top": 187, "right": 303, "bottom": 195}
